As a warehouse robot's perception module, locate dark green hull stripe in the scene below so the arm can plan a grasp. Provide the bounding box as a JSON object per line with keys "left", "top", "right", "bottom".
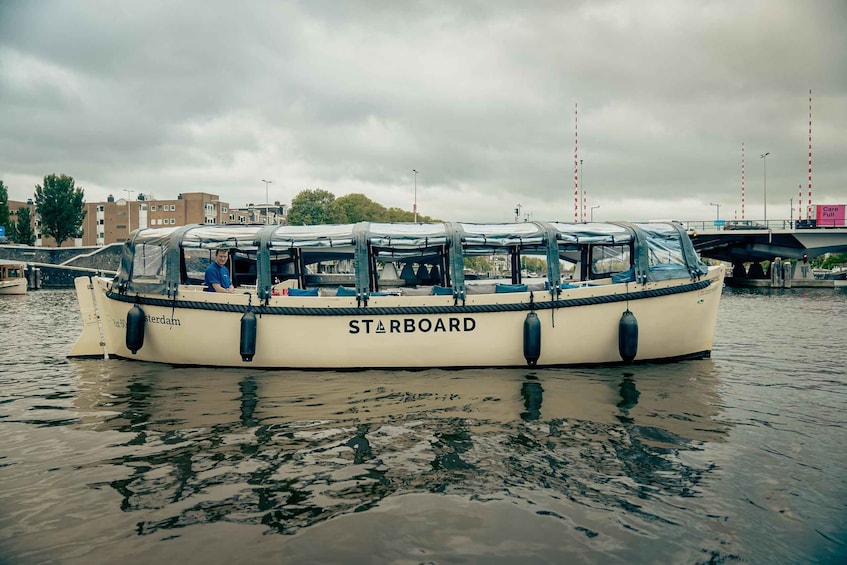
{"left": 106, "top": 279, "right": 713, "bottom": 316}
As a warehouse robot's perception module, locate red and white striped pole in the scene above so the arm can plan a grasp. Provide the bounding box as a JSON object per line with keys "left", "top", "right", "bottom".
{"left": 741, "top": 142, "right": 745, "bottom": 220}
{"left": 574, "top": 103, "right": 579, "bottom": 222}
{"left": 807, "top": 89, "right": 813, "bottom": 221}
{"left": 798, "top": 185, "right": 803, "bottom": 221}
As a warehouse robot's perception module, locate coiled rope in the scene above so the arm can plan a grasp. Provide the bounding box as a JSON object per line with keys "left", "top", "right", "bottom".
{"left": 106, "top": 279, "right": 713, "bottom": 317}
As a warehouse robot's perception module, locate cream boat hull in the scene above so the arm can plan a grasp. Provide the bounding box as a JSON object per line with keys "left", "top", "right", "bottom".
{"left": 70, "top": 266, "right": 724, "bottom": 369}
{"left": 0, "top": 278, "right": 27, "bottom": 295}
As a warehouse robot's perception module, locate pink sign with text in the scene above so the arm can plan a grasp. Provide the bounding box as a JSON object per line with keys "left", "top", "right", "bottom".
{"left": 816, "top": 204, "right": 846, "bottom": 227}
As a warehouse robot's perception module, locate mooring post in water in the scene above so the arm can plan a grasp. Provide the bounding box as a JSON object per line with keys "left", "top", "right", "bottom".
{"left": 26, "top": 265, "right": 41, "bottom": 290}
{"left": 770, "top": 257, "right": 782, "bottom": 288}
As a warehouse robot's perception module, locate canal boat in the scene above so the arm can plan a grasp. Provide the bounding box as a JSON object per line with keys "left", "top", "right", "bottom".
{"left": 0, "top": 261, "right": 27, "bottom": 295}
{"left": 813, "top": 265, "right": 847, "bottom": 281}
{"left": 69, "top": 221, "right": 724, "bottom": 368}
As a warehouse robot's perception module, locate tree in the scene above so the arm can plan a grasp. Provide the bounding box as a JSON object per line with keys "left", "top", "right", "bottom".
{"left": 464, "top": 256, "right": 493, "bottom": 273}
{"left": 521, "top": 256, "right": 547, "bottom": 274}
{"left": 287, "top": 189, "right": 347, "bottom": 225}
{"left": 335, "top": 193, "right": 388, "bottom": 223}
{"left": 34, "top": 174, "right": 86, "bottom": 246}
{"left": 287, "top": 189, "right": 440, "bottom": 225}
{"left": 813, "top": 253, "right": 847, "bottom": 270}
{"left": 0, "top": 180, "right": 10, "bottom": 237}
{"left": 383, "top": 206, "right": 438, "bottom": 223}
{"left": 15, "top": 207, "right": 35, "bottom": 246}
{"left": 6, "top": 219, "right": 18, "bottom": 243}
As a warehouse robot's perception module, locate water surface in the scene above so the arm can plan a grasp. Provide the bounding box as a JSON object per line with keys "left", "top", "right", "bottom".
{"left": 0, "top": 287, "right": 845, "bottom": 563}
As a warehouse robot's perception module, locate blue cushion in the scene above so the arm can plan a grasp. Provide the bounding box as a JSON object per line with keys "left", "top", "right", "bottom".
{"left": 287, "top": 287, "right": 319, "bottom": 296}
{"left": 545, "top": 281, "right": 579, "bottom": 290}
{"left": 495, "top": 283, "right": 528, "bottom": 293}
{"left": 336, "top": 286, "right": 357, "bottom": 296}
{"left": 611, "top": 269, "right": 636, "bottom": 283}
{"left": 431, "top": 285, "right": 453, "bottom": 295}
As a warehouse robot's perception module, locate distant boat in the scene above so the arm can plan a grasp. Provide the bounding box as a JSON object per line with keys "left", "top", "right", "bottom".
{"left": 0, "top": 262, "right": 27, "bottom": 295}
{"left": 813, "top": 265, "right": 847, "bottom": 281}
{"left": 69, "top": 221, "right": 724, "bottom": 368}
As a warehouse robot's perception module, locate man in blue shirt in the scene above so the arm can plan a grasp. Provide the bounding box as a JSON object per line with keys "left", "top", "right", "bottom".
{"left": 205, "top": 249, "right": 235, "bottom": 293}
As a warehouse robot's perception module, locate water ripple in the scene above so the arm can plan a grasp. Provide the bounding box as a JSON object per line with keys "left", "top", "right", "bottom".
{"left": 0, "top": 289, "right": 845, "bottom": 563}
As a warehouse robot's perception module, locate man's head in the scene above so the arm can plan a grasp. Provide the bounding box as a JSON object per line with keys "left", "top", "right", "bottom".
{"left": 214, "top": 249, "right": 229, "bottom": 266}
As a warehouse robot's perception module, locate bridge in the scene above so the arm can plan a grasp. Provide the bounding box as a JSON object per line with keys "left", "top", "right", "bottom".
{"left": 683, "top": 220, "right": 847, "bottom": 264}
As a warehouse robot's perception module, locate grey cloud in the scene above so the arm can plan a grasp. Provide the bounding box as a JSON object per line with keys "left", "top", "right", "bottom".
{"left": 0, "top": 0, "right": 845, "bottom": 223}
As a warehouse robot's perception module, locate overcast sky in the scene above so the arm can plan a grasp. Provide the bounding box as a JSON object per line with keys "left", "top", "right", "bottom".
{"left": 1, "top": 0, "right": 845, "bottom": 224}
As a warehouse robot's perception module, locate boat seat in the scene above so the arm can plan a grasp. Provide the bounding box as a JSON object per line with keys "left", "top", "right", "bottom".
{"left": 286, "top": 287, "right": 319, "bottom": 296}
{"left": 401, "top": 286, "right": 434, "bottom": 296}
{"left": 495, "top": 283, "right": 528, "bottom": 293}
{"left": 466, "top": 283, "right": 496, "bottom": 295}
{"left": 399, "top": 262, "right": 419, "bottom": 284}
{"left": 429, "top": 265, "right": 442, "bottom": 285}
{"left": 416, "top": 263, "right": 432, "bottom": 284}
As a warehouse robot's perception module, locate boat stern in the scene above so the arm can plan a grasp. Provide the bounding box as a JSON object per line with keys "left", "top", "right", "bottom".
{"left": 68, "top": 276, "right": 107, "bottom": 359}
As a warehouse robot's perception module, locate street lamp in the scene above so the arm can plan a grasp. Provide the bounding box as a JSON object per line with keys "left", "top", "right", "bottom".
{"left": 124, "top": 189, "right": 134, "bottom": 236}
{"left": 590, "top": 205, "right": 600, "bottom": 222}
{"left": 790, "top": 197, "right": 793, "bottom": 227}
{"left": 709, "top": 202, "right": 721, "bottom": 221}
{"left": 261, "top": 179, "right": 272, "bottom": 224}
{"left": 760, "top": 152, "right": 769, "bottom": 226}
{"left": 412, "top": 169, "right": 418, "bottom": 222}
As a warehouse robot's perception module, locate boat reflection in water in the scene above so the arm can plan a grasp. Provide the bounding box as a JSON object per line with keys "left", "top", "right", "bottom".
{"left": 72, "top": 361, "right": 730, "bottom": 560}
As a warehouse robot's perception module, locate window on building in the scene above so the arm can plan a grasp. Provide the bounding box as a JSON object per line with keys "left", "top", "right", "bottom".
{"left": 222, "top": 207, "right": 228, "bottom": 212}
{"left": 170, "top": 218, "right": 176, "bottom": 224}
{"left": 150, "top": 205, "right": 156, "bottom": 211}
{"left": 97, "top": 205, "right": 104, "bottom": 212}
{"left": 170, "top": 205, "right": 176, "bottom": 211}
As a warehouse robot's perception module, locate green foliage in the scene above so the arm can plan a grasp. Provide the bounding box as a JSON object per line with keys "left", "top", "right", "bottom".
{"left": 0, "top": 180, "right": 10, "bottom": 235}
{"left": 287, "top": 189, "right": 440, "bottom": 225}
{"left": 463, "top": 256, "right": 493, "bottom": 273}
{"left": 34, "top": 174, "right": 86, "bottom": 246}
{"left": 521, "top": 256, "right": 547, "bottom": 274}
{"left": 384, "top": 207, "right": 437, "bottom": 223}
{"left": 15, "top": 207, "right": 35, "bottom": 246}
{"left": 335, "top": 193, "right": 387, "bottom": 223}
{"left": 6, "top": 220, "right": 18, "bottom": 243}
{"left": 813, "top": 253, "right": 847, "bottom": 269}
{"left": 286, "top": 189, "right": 347, "bottom": 225}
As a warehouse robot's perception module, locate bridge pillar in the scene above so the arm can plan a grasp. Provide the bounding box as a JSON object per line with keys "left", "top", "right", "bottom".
{"left": 797, "top": 257, "right": 814, "bottom": 280}
{"left": 732, "top": 262, "right": 747, "bottom": 278}
{"left": 747, "top": 262, "right": 766, "bottom": 279}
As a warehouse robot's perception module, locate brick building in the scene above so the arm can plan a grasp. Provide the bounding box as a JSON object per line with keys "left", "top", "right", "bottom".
{"left": 5, "top": 191, "right": 288, "bottom": 247}
{"left": 80, "top": 192, "right": 236, "bottom": 246}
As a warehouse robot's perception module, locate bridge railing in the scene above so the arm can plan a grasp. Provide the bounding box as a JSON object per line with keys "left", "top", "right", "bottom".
{"left": 683, "top": 218, "right": 840, "bottom": 232}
